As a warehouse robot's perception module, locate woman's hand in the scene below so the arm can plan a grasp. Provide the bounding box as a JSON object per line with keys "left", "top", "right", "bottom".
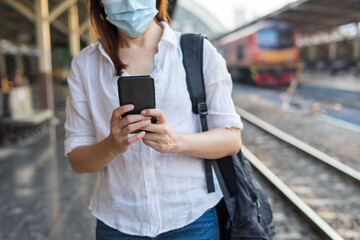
{"left": 140, "top": 109, "right": 179, "bottom": 153}
{"left": 107, "top": 104, "right": 152, "bottom": 156}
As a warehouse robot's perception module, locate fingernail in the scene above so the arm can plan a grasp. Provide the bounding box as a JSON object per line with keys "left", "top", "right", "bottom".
{"left": 141, "top": 110, "right": 146, "bottom": 114}
{"left": 145, "top": 120, "right": 151, "bottom": 124}
{"left": 139, "top": 131, "right": 145, "bottom": 136}
{"left": 146, "top": 117, "right": 152, "bottom": 120}
{"left": 128, "top": 104, "right": 134, "bottom": 110}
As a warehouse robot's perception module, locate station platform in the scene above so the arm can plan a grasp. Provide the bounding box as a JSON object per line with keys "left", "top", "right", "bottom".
{"left": 0, "top": 113, "right": 97, "bottom": 239}
{"left": 300, "top": 72, "right": 360, "bottom": 93}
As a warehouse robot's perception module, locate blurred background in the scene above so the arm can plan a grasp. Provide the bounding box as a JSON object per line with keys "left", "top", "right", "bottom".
{"left": 0, "top": 0, "right": 359, "bottom": 239}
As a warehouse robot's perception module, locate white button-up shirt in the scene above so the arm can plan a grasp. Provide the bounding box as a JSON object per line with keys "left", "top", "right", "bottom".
{"left": 64, "top": 21, "right": 243, "bottom": 237}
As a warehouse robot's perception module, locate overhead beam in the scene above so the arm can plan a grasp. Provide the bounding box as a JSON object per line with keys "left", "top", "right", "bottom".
{"left": 2, "top": 0, "right": 70, "bottom": 41}
{"left": 3, "top": 0, "right": 90, "bottom": 45}
{"left": 79, "top": 18, "right": 93, "bottom": 44}
{"left": 79, "top": 18, "right": 90, "bottom": 35}
{"left": 274, "top": 12, "right": 356, "bottom": 25}
{"left": 53, "top": 17, "right": 88, "bottom": 42}
{"left": 52, "top": 20, "right": 68, "bottom": 36}
{"left": 273, "top": 13, "right": 359, "bottom": 34}
{"left": 298, "top": 18, "right": 360, "bottom": 34}
{"left": 48, "top": 0, "right": 78, "bottom": 24}
{"left": 298, "top": 4, "right": 360, "bottom": 20}
{"left": 2, "top": 0, "right": 35, "bottom": 22}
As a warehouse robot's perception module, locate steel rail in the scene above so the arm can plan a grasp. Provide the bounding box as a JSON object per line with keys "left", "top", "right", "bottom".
{"left": 241, "top": 146, "right": 344, "bottom": 240}
{"left": 235, "top": 106, "right": 360, "bottom": 183}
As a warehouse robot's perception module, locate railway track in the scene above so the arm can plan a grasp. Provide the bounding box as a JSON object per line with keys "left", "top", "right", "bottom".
{"left": 235, "top": 106, "right": 360, "bottom": 240}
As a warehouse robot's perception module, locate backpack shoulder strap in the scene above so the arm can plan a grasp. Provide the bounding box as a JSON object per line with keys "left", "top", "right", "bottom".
{"left": 180, "top": 33, "right": 209, "bottom": 131}
{"left": 180, "top": 33, "right": 214, "bottom": 193}
{"left": 180, "top": 33, "right": 234, "bottom": 223}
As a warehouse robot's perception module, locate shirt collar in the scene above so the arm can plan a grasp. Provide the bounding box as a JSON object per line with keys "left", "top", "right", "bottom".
{"left": 157, "top": 21, "right": 178, "bottom": 48}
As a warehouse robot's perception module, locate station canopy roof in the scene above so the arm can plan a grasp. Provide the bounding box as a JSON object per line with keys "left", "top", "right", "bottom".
{"left": 269, "top": 0, "right": 360, "bottom": 33}
{"left": 0, "top": 0, "right": 90, "bottom": 47}
{"left": 0, "top": 0, "right": 178, "bottom": 50}
{"left": 2, "top": 0, "right": 360, "bottom": 47}
{"left": 214, "top": 0, "right": 360, "bottom": 41}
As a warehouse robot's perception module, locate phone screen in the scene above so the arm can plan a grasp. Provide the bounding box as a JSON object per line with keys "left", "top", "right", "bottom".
{"left": 117, "top": 75, "right": 156, "bottom": 133}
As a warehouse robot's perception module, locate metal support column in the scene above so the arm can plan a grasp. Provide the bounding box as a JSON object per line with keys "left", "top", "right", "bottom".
{"left": 15, "top": 53, "right": 24, "bottom": 86}
{"left": 354, "top": 25, "right": 360, "bottom": 61}
{"left": 0, "top": 52, "right": 6, "bottom": 79}
{"left": 308, "top": 45, "right": 317, "bottom": 62}
{"left": 68, "top": 4, "right": 81, "bottom": 57}
{"left": 15, "top": 53, "right": 24, "bottom": 73}
{"left": 30, "top": 55, "right": 37, "bottom": 75}
{"left": 34, "top": 0, "right": 54, "bottom": 113}
{"left": 329, "top": 41, "right": 337, "bottom": 62}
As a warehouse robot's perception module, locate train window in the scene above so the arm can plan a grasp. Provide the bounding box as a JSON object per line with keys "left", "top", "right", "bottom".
{"left": 258, "top": 29, "right": 277, "bottom": 49}
{"left": 278, "top": 29, "right": 294, "bottom": 48}
{"left": 237, "top": 45, "right": 245, "bottom": 60}
{"left": 258, "top": 28, "right": 294, "bottom": 49}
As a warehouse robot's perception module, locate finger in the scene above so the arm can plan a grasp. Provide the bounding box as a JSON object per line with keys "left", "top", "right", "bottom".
{"left": 118, "top": 114, "right": 151, "bottom": 129}
{"left": 125, "top": 131, "right": 146, "bottom": 145}
{"left": 139, "top": 123, "right": 162, "bottom": 133}
{"left": 142, "top": 132, "right": 162, "bottom": 142}
{"left": 141, "top": 109, "right": 166, "bottom": 124}
{"left": 123, "top": 120, "right": 152, "bottom": 135}
{"left": 111, "top": 104, "right": 134, "bottom": 123}
{"left": 143, "top": 139, "right": 159, "bottom": 150}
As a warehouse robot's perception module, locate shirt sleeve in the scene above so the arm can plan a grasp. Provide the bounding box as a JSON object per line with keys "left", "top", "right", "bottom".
{"left": 64, "top": 57, "right": 97, "bottom": 157}
{"left": 202, "top": 38, "right": 243, "bottom": 130}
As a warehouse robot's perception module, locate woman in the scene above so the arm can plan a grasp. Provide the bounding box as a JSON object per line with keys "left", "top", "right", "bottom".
{"left": 64, "top": 0, "right": 243, "bottom": 239}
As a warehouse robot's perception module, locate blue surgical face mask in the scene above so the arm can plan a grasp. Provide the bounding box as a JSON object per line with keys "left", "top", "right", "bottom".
{"left": 102, "top": 0, "right": 159, "bottom": 38}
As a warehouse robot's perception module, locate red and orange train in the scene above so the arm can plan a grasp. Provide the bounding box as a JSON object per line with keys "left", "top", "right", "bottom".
{"left": 213, "top": 21, "right": 301, "bottom": 86}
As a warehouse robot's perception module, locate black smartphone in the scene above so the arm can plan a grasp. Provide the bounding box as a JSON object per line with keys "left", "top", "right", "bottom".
{"left": 117, "top": 75, "right": 156, "bottom": 133}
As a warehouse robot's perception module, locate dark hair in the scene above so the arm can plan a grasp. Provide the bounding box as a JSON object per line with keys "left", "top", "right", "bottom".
{"left": 88, "top": 0, "right": 170, "bottom": 76}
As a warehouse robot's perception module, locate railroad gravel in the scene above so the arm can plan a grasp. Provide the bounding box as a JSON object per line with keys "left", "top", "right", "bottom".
{"left": 243, "top": 122, "right": 360, "bottom": 239}
{"left": 252, "top": 170, "right": 322, "bottom": 240}
{"left": 232, "top": 84, "right": 360, "bottom": 240}
{"left": 232, "top": 84, "right": 360, "bottom": 171}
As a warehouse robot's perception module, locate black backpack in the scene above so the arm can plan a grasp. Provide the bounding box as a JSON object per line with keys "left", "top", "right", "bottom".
{"left": 180, "top": 33, "right": 275, "bottom": 240}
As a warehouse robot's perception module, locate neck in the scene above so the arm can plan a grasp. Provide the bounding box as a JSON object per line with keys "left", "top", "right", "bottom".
{"left": 118, "top": 21, "right": 163, "bottom": 49}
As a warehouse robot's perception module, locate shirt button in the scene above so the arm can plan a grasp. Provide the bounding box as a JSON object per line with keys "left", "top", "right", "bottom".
{"left": 150, "top": 189, "right": 156, "bottom": 195}
{"left": 145, "top": 161, "right": 151, "bottom": 167}
{"left": 156, "top": 78, "right": 161, "bottom": 84}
